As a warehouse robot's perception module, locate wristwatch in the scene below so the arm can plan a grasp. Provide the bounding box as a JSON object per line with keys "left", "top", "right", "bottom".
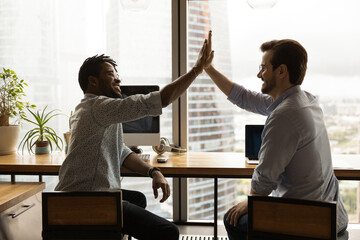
{"left": 148, "top": 167, "right": 161, "bottom": 178}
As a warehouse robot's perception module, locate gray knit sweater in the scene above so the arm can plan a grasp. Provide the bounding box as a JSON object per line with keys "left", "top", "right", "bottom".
{"left": 55, "top": 92, "right": 162, "bottom": 191}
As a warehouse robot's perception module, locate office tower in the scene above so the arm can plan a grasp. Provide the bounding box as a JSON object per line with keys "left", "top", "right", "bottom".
{"left": 187, "top": 1, "right": 237, "bottom": 220}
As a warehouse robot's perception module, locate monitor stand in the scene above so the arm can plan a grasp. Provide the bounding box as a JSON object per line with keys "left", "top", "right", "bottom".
{"left": 129, "top": 146, "right": 143, "bottom": 154}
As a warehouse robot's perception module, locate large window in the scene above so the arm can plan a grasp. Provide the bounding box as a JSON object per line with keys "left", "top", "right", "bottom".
{"left": 1, "top": 0, "right": 360, "bottom": 224}
{"left": 187, "top": 0, "right": 360, "bottom": 222}
{"left": 0, "top": 0, "right": 173, "bottom": 218}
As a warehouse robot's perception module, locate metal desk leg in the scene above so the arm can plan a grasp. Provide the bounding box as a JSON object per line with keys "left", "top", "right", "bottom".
{"left": 214, "top": 177, "right": 218, "bottom": 239}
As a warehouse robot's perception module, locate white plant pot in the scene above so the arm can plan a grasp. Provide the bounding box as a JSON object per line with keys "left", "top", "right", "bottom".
{"left": 0, "top": 125, "right": 21, "bottom": 155}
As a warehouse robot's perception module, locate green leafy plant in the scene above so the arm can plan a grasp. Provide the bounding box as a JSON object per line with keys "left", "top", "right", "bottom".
{"left": 19, "top": 106, "right": 64, "bottom": 153}
{"left": 0, "top": 68, "right": 35, "bottom": 126}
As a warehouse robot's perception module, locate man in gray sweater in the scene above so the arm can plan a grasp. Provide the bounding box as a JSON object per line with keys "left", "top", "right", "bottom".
{"left": 55, "top": 40, "right": 209, "bottom": 239}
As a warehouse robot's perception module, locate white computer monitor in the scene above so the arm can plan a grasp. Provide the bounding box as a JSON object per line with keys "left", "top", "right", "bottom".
{"left": 121, "top": 85, "right": 160, "bottom": 148}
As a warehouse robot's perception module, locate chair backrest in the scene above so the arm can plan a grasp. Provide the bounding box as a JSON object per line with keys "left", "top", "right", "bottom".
{"left": 42, "top": 191, "right": 122, "bottom": 240}
{"left": 248, "top": 195, "right": 337, "bottom": 240}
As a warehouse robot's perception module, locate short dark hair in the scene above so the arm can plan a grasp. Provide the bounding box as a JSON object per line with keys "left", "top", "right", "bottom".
{"left": 78, "top": 54, "right": 118, "bottom": 93}
{"left": 260, "top": 39, "right": 307, "bottom": 85}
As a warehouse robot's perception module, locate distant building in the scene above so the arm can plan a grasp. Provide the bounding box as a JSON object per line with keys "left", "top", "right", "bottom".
{"left": 187, "top": 1, "right": 237, "bottom": 220}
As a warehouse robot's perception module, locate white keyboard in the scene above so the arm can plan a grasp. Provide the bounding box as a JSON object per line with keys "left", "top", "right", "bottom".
{"left": 137, "top": 153, "right": 150, "bottom": 161}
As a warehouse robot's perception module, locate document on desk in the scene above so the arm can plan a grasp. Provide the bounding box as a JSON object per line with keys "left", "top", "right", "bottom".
{"left": 246, "top": 158, "right": 259, "bottom": 165}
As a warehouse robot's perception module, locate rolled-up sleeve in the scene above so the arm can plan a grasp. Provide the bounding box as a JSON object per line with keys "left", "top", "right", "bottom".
{"left": 228, "top": 83, "right": 273, "bottom": 116}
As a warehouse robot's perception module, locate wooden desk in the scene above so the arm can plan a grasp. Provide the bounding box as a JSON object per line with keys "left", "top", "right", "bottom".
{"left": 1, "top": 151, "right": 360, "bottom": 180}
{"left": 0, "top": 152, "right": 64, "bottom": 175}
{"left": 0, "top": 182, "right": 45, "bottom": 239}
{"left": 1, "top": 151, "right": 360, "bottom": 238}
{"left": 0, "top": 182, "right": 45, "bottom": 213}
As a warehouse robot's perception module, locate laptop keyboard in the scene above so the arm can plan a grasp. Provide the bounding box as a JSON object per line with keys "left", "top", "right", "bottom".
{"left": 137, "top": 153, "right": 150, "bottom": 161}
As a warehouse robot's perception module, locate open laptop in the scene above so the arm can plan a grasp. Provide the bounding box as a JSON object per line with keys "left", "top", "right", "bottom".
{"left": 245, "top": 124, "right": 264, "bottom": 165}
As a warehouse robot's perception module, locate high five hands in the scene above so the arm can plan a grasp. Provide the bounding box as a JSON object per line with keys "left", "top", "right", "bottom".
{"left": 204, "top": 30, "right": 214, "bottom": 70}
{"left": 193, "top": 30, "right": 215, "bottom": 75}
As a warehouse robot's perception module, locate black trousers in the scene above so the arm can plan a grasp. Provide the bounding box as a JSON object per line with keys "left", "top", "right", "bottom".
{"left": 121, "top": 189, "right": 179, "bottom": 240}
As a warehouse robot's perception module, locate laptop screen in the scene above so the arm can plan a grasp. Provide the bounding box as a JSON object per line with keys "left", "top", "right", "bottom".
{"left": 245, "top": 125, "right": 264, "bottom": 160}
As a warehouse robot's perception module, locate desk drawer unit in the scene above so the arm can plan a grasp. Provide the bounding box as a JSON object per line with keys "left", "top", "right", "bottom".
{"left": 0, "top": 182, "right": 45, "bottom": 240}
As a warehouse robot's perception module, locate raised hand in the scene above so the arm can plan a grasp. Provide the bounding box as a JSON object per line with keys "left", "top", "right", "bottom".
{"left": 193, "top": 38, "right": 208, "bottom": 75}
{"left": 201, "top": 30, "right": 234, "bottom": 96}
{"left": 193, "top": 30, "right": 215, "bottom": 75}
{"left": 204, "top": 30, "right": 214, "bottom": 70}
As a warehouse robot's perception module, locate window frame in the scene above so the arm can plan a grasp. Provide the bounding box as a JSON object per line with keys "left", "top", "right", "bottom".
{"left": 171, "top": 0, "right": 189, "bottom": 223}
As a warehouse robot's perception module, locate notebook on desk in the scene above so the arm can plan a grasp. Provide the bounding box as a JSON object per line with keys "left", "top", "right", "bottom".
{"left": 245, "top": 124, "right": 264, "bottom": 165}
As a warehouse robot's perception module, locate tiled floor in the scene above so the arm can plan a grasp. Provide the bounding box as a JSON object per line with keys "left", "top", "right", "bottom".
{"left": 128, "top": 223, "right": 360, "bottom": 240}
{"left": 178, "top": 223, "right": 227, "bottom": 236}
{"left": 178, "top": 223, "right": 360, "bottom": 240}
{"left": 179, "top": 235, "right": 228, "bottom": 240}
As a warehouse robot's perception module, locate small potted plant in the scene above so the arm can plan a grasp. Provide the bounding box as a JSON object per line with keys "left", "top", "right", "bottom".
{"left": 19, "top": 106, "right": 64, "bottom": 154}
{"left": 0, "top": 68, "right": 35, "bottom": 155}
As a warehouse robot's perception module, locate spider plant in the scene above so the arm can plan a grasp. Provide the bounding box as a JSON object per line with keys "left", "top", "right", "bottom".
{"left": 19, "top": 106, "right": 63, "bottom": 153}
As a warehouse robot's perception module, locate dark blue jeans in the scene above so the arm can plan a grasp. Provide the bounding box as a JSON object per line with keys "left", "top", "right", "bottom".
{"left": 121, "top": 189, "right": 179, "bottom": 240}
{"left": 223, "top": 211, "right": 248, "bottom": 240}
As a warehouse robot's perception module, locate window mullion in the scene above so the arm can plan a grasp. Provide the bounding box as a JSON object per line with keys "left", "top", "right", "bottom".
{"left": 171, "top": 0, "right": 188, "bottom": 223}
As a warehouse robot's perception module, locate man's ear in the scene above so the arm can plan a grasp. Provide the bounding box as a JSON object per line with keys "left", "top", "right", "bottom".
{"left": 278, "top": 64, "right": 287, "bottom": 75}
{"left": 88, "top": 76, "right": 98, "bottom": 87}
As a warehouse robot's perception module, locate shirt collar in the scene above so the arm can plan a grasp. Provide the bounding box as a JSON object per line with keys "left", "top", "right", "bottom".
{"left": 267, "top": 85, "right": 301, "bottom": 112}
{"left": 82, "top": 93, "right": 98, "bottom": 101}
{"left": 84, "top": 93, "right": 96, "bottom": 97}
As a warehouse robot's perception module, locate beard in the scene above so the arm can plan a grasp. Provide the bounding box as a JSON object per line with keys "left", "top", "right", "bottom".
{"left": 100, "top": 84, "right": 122, "bottom": 99}
{"left": 261, "top": 76, "right": 276, "bottom": 94}
{"left": 109, "top": 91, "right": 122, "bottom": 99}
{"left": 108, "top": 90, "right": 122, "bottom": 99}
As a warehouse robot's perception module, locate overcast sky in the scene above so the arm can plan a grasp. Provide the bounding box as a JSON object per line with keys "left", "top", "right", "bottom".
{"left": 225, "top": 0, "right": 360, "bottom": 97}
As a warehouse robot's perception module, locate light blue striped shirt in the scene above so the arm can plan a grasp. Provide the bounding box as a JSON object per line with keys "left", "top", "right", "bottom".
{"left": 228, "top": 83, "right": 348, "bottom": 232}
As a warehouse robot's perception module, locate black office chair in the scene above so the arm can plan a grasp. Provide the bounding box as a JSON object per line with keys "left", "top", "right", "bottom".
{"left": 247, "top": 195, "right": 337, "bottom": 240}
{"left": 42, "top": 191, "right": 123, "bottom": 240}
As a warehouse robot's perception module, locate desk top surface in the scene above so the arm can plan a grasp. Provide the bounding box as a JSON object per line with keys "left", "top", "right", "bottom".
{"left": 0, "top": 151, "right": 360, "bottom": 179}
